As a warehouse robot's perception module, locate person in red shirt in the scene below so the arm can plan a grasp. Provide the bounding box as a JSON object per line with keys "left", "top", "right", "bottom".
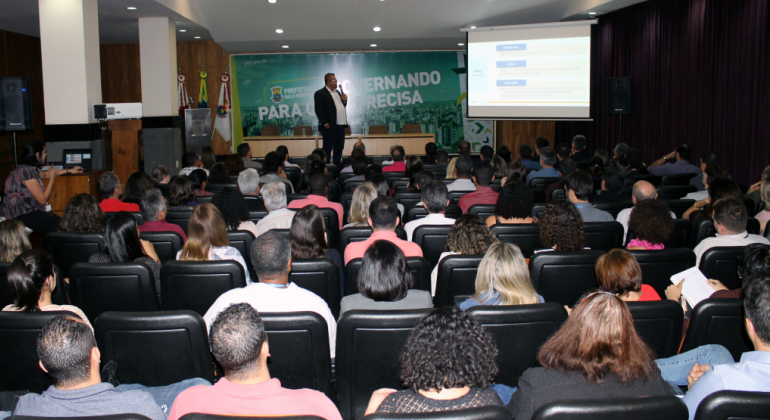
{"left": 169, "top": 303, "right": 341, "bottom": 420}
{"left": 458, "top": 163, "right": 499, "bottom": 213}
{"left": 137, "top": 188, "right": 187, "bottom": 241}
{"left": 382, "top": 145, "right": 406, "bottom": 172}
{"left": 595, "top": 249, "right": 661, "bottom": 301}
{"left": 287, "top": 173, "right": 344, "bottom": 230}
{"left": 97, "top": 171, "right": 140, "bottom": 212}
{"left": 344, "top": 196, "right": 423, "bottom": 264}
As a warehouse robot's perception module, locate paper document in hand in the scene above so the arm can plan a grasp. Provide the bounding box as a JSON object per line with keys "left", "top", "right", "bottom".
{"left": 670, "top": 267, "right": 713, "bottom": 308}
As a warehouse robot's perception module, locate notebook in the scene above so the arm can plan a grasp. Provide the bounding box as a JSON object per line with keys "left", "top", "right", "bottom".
{"left": 670, "top": 267, "right": 714, "bottom": 308}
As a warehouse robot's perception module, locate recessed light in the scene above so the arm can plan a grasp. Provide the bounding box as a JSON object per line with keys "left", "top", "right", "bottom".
{"left": 126, "top": 6, "right": 137, "bottom": 10}
{"left": 276, "top": 29, "right": 284, "bottom": 33}
{"left": 194, "top": 36, "right": 201, "bottom": 39}
{"left": 588, "top": 12, "right": 597, "bottom": 15}
{"left": 179, "top": 29, "right": 187, "bottom": 32}
{"left": 458, "top": 43, "right": 465, "bottom": 46}
{"left": 370, "top": 44, "right": 377, "bottom": 47}
{"left": 282, "top": 45, "right": 289, "bottom": 48}
{"left": 470, "top": 26, "right": 476, "bottom": 29}
{"left": 373, "top": 26, "right": 381, "bottom": 32}
{"left": 268, "top": 0, "right": 277, "bottom": 3}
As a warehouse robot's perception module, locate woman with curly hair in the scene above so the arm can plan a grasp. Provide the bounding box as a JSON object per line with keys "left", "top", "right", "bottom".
{"left": 0, "top": 219, "right": 31, "bottom": 263}
{"left": 486, "top": 180, "right": 534, "bottom": 226}
{"left": 288, "top": 205, "right": 344, "bottom": 287}
{"left": 431, "top": 214, "right": 498, "bottom": 295}
{"left": 536, "top": 199, "right": 586, "bottom": 252}
{"left": 168, "top": 176, "right": 197, "bottom": 208}
{"left": 627, "top": 200, "right": 675, "bottom": 250}
{"left": 596, "top": 249, "right": 660, "bottom": 301}
{"left": 58, "top": 193, "right": 104, "bottom": 234}
{"left": 365, "top": 307, "right": 504, "bottom": 415}
{"left": 211, "top": 187, "right": 259, "bottom": 237}
{"left": 345, "top": 182, "right": 378, "bottom": 228}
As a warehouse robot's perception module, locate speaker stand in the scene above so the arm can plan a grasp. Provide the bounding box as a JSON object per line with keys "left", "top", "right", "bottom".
{"left": 618, "top": 115, "right": 623, "bottom": 142}
{"left": 12, "top": 132, "right": 18, "bottom": 166}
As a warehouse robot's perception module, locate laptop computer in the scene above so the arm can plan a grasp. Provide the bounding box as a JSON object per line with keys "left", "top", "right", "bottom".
{"left": 62, "top": 149, "right": 92, "bottom": 172}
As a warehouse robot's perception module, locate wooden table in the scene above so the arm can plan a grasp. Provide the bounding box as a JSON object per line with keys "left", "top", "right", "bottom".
{"left": 42, "top": 170, "right": 106, "bottom": 216}
{"left": 244, "top": 133, "right": 435, "bottom": 158}
{"left": 243, "top": 135, "right": 318, "bottom": 158}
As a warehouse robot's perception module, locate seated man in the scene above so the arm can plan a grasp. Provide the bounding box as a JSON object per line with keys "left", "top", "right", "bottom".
{"left": 203, "top": 231, "right": 336, "bottom": 356}
{"left": 532, "top": 137, "right": 550, "bottom": 163}
{"left": 459, "top": 162, "right": 499, "bottom": 213}
{"left": 343, "top": 153, "right": 368, "bottom": 184}
{"left": 446, "top": 155, "right": 476, "bottom": 192}
{"left": 276, "top": 145, "right": 300, "bottom": 170}
{"left": 97, "top": 171, "right": 140, "bottom": 212}
{"left": 545, "top": 158, "right": 577, "bottom": 203}
{"left": 647, "top": 143, "right": 701, "bottom": 177}
{"left": 624, "top": 148, "right": 649, "bottom": 175}
{"left": 170, "top": 304, "right": 341, "bottom": 420}
{"left": 237, "top": 143, "right": 262, "bottom": 170}
{"left": 693, "top": 198, "right": 770, "bottom": 266}
{"left": 684, "top": 162, "right": 728, "bottom": 201}
{"left": 525, "top": 147, "right": 560, "bottom": 185}
{"left": 404, "top": 182, "right": 455, "bottom": 241}
{"left": 569, "top": 135, "right": 592, "bottom": 163}
{"left": 288, "top": 173, "right": 343, "bottom": 230}
{"left": 435, "top": 150, "right": 449, "bottom": 169}
{"left": 690, "top": 152, "right": 721, "bottom": 191}
{"left": 138, "top": 188, "right": 187, "bottom": 241}
{"left": 457, "top": 140, "right": 471, "bottom": 156}
{"left": 565, "top": 170, "right": 614, "bottom": 222}
{"left": 344, "top": 196, "right": 423, "bottom": 264}
{"left": 238, "top": 168, "right": 267, "bottom": 212}
{"left": 616, "top": 180, "right": 674, "bottom": 242}
{"left": 259, "top": 151, "right": 294, "bottom": 193}
{"left": 519, "top": 144, "right": 541, "bottom": 171}
{"left": 422, "top": 142, "right": 438, "bottom": 165}
{"left": 13, "top": 316, "right": 207, "bottom": 419}
{"left": 255, "top": 181, "right": 296, "bottom": 236}
{"left": 383, "top": 145, "right": 406, "bottom": 172}
{"left": 591, "top": 166, "right": 631, "bottom": 204}
{"left": 179, "top": 151, "right": 210, "bottom": 176}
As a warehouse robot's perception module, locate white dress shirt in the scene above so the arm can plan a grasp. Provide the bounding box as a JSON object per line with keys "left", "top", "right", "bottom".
{"left": 404, "top": 213, "right": 456, "bottom": 242}
{"left": 254, "top": 208, "right": 296, "bottom": 236}
{"left": 326, "top": 87, "right": 347, "bottom": 126}
{"left": 693, "top": 231, "right": 770, "bottom": 266}
{"left": 446, "top": 178, "right": 476, "bottom": 192}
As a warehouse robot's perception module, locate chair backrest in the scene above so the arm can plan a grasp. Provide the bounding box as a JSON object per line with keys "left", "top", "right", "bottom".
{"left": 160, "top": 260, "right": 247, "bottom": 316}
{"left": 157, "top": 182, "right": 172, "bottom": 198}
{"left": 529, "top": 177, "right": 561, "bottom": 189}
{"left": 551, "top": 188, "right": 567, "bottom": 201}
{"left": 338, "top": 226, "right": 373, "bottom": 255}
{"left": 287, "top": 193, "right": 309, "bottom": 204}
{"left": 532, "top": 396, "right": 688, "bottom": 420}
{"left": 694, "top": 390, "right": 770, "bottom": 420}
{"left": 468, "top": 204, "right": 497, "bottom": 221}
{"left": 659, "top": 199, "right": 696, "bottom": 219}
{"left": 339, "top": 172, "right": 358, "bottom": 185}
{"left": 393, "top": 192, "right": 423, "bottom": 211}
{"left": 699, "top": 246, "right": 744, "bottom": 291}
{"left": 43, "top": 232, "right": 104, "bottom": 278}
{"left": 490, "top": 178, "right": 502, "bottom": 192}
{"left": 531, "top": 203, "right": 546, "bottom": 220}
{"left": 261, "top": 125, "right": 280, "bottom": 136}
{"left": 656, "top": 185, "right": 697, "bottom": 200}
{"left": 629, "top": 249, "right": 697, "bottom": 299}
{"left": 289, "top": 259, "right": 341, "bottom": 319}
{"left": 293, "top": 126, "right": 313, "bottom": 136}
{"left": 530, "top": 187, "right": 546, "bottom": 204}
{"left": 261, "top": 312, "right": 333, "bottom": 398}
{"left": 226, "top": 230, "right": 256, "bottom": 278}
{"left": 361, "top": 406, "right": 514, "bottom": 420}
{"left": 435, "top": 254, "right": 485, "bottom": 307}
{"left": 402, "top": 123, "right": 422, "bottom": 133}
{"left": 327, "top": 180, "right": 341, "bottom": 203}
{"left": 661, "top": 173, "right": 698, "bottom": 186}
{"left": 0, "top": 311, "right": 79, "bottom": 393}
{"left": 680, "top": 298, "right": 753, "bottom": 361}
{"left": 692, "top": 218, "right": 762, "bottom": 245}
{"left": 391, "top": 179, "right": 410, "bottom": 192}
{"left": 138, "top": 231, "right": 184, "bottom": 263}
{"left": 317, "top": 207, "right": 340, "bottom": 246}
{"left": 166, "top": 209, "right": 194, "bottom": 234}
{"left": 69, "top": 263, "right": 160, "bottom": 322}
{"left": 344, "top": 257, "right": 431, "bottom": 296}
{"left": 206, "top": 183, "right": 238, "bottom": 193}
{"left": 344, "top": 179, "right": 365, "bottom": 193}
{"left": 383, "top": 172, "right": 406, "bottom": 185}
{"left": 412, "top": 224, "right": 455, "bottom": 268}
{"left": 583, "top": 221, "right": 624, "bottom": 251}
{"left": 341, "top": 192, "right": 355, "bottom": 224}
{"left": 368, "top": 125, "right": 388, "bottom": 134}
{"left": 593, "top": 200, "right": 634, "bottom": 219}
{"left": 630, "top": 173, "right": 661, "bottom": 186}
{"left": 405, "top": 205, "right": 461, "bottom": 223}
{"left": 490, "top": 223, "right": 540, "bottom": 258}
{"left": 448, "top": 191, "right": 470, "bottom": 205}
{"left": 335, "top": 309, "right": 433, "bottom": 420}
{"left": 94, "top": 310, "right": 215, "bottom": 386}
{"left": 627, "top": 300, "right": 684, "bottom": 358}
{"left": 103, "top": 212, "right": 145, "bottom": 225}
{"left": 468, "top": 304, "right": 568, "bottom": 387}
{"left": 530, "top": 251, "right": 605, "bottom": 306}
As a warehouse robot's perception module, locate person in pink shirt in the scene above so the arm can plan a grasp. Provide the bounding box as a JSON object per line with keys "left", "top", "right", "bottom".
{"left": 458, "top": 163, "right": 499, "bottom": 213}
{"left": 344, "top": 196, "right": 423, "bottom": 264}
{"left": 288, "top": 173, "right": 344, "bottom": 230}
{"left": 382, "top": 145, "right": 406, "bottom": 172}
{"left": 169, "top": 303, "right": 341, "bottom": 420}
{"left": 137, "top": 189, "right": 187, "bottom": 241}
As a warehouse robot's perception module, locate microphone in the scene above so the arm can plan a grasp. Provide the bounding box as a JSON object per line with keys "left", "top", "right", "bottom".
{"left": 338, "top": 84, "right": 345, "bottom": 95}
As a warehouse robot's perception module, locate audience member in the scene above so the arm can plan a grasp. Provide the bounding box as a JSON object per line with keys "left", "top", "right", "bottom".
{"left": 168, "top": 176, "right": 197, "bottom": 208}
{"left": 431, "top": 214, "right": 498, "bottom": 295}
{"left": 478, "top": 145, "right": 494, "bottom": 164}
{"left": 342, "top": 153, "right": 368, "bottom": 184}
{"left": 152, "top": 165, "right": 170, "bottom": 184}
{"left": 288, "top": 173, "right": 343, "bottom": 230}
{"left": 594, "top": 149, "right": 609, "bottom": 166}
{"left": 422, "top": 142, "right": 438, "bottom": 164}
{"left": 525, "top": 147, "right": 559, "bottom": 185}
{"left": 491, "top": 155, "right": 508, "bottom": 179}
{"left": 587, "top": 156, "right": 605, "bottom": 177}
{"left": 365, "top": 307, "right": 503, "bottom": 414}
{"left": 340, "top": 147, "right": 365, "bottom": 174}
{"left": 596, "top": 249, "right": 660, "bottom": 301}
{"left": 212, "top": 187, "right": 259, "bottom": 237}
{"left": 519, "top": 144, "right": 541, "bottom": 170}
{"left": 614, "top": 142, "right": 629, "bottom": 159}
{"left": 684, "top": 178, "right": 743, "bottom": 222}
{"left": 624, "top": 148, "right": 648, "bottom": 174}
{"left": 179, "top": 151, "right": 210, "bottom": 176}
{"left": 627, "top": 200, "right": 675, "bottom": 250}
{"left": 312, "top": 148, "right": 328, "bottom": 164}
{"left": 254, "top": 181, "right": 295, "bottom": 236}
{"left": 189, "top": 169, "right": 213, "bottom": 197}
{"left": 457, "top": 140, "right": 472, "bottom": 156}
{"left": 413, "top": 170, "right": 436, "bottom": 197}
{"left": 371, "top": 174, "right": 404, "bottom": 217}
{"left": 98, "top": 171, "right": 140, "bottom": 212}
{"left": 444, "top": 157, "right": 459, "bottom": 180}
{"left": 757, "top": 178, "right": 770, "bottom": 235}
{"left": 690, "top": 151, "right": 721, "bottom": 191}
{"left": 592, "top": 166, "right": 631, "bottom": 204}
{"left": 260, "top": 151, "right": 294, "bottom": 193}
{"left": 0, "top": 219, "right": 31, "bottom": 262}
{"left": 289, "top": 205, "right": 344, "bottom": 286}
{"left": 705, "top": 243, "right": 770, "bottom": 299}
{"left": 237, "top": 143, "right": 262, "bottom": 169}
{"left": 545, "top": 158, "right": 577, "bottom": 203}
{"left": 745, "top": 165, "right": 770, "bottom": 207}
{"left": 533, "top": 137, "right": 549, "bottom": 162}
{"left": 237, "top": 168, "right": 266, "bottom": 211}
{"left": 404, "top": 182, "right": 455, "bottom": 241}
{"left": 121, "top": 171, "right": 155, "bottom": 205}
{"left": 460, "top": 242, "right": 542, "bottom": 310}
{"left": 458, "top": 163, "right": 498, "bottom": 213}
{"left": 616, "top": 180, "right": 674, "bottom": 242}
{"left": 405, "top": 157, "right": 424, "bottom": 192}
{"left": 565, "top": 170, "right": 613, "bottom": 222}
{"left": 364, "top": 162, "right": 383, "bottom": 181}
{"left": 202, "top": 231, "right": 336, "bottom": 356}
{"left": 276, "top": 145, "right": 301, "bottom": 170}
{"left": 496, "top": 145, "right": 512, "bottom": 163}
{"left": 201, "top": 146, "right": 217, "bottom": 169}
{"left": 58, "top": 193, "right": 104, "bottom": 234}
{"left": 486, "top": 180, "right": 534, "bottom": 226}
{"left": 569, "top": 135, "right": 591, "bottom": 163}
{"left": 225, "top": 155, "right": 246, "bottom": 177}
{"left": 447, "top": 155, "right": 475, "bottom": 192}
{"left": 692, "top": 198, "right": 770, "bottom": 265}
{"left": 647, "top": 143, "right": 700, "bottom": 176}
{"left": 502, "top": 159, "right": 527, "bottom": 187}
{"left": 537, "top": 199, "right": 586, "bottom": 252}
{"left": 383, "top": 145, "right": 406, "bottom": 172}
{"left": 436, "top": 150, "right": 450, "bottom": 167}
{"left": 345, "top": 182, "right": 377, "bottom": 228}
{"left": 138, "top": 189, "right": 187, "bottom": 241}
{"left": 207, "top": 163, "right": 231, "bottom": 184}
{"left": 177, "top": 203, "right": 252, "bottom": 284}
{"left": 684, "top": 162, "right": 727, "bottom": 201}
{"left": 344, "top": 197, "right": 422, "bottom": 264}
{"left": 555, "top": 142, "right": 571, "bottom": 164}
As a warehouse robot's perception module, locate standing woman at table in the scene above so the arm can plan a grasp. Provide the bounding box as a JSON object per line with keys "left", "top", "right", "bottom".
{"left": 3, "top": 140, "right": 81, "bottom": 236}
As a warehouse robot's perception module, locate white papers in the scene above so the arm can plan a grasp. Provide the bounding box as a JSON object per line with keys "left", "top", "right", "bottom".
{"left": 670, "top": 267, "right": 714, "bottom": 308}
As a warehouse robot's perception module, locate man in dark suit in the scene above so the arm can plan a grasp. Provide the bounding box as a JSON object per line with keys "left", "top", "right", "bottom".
{"left": 314, "top": 73, "right": 348, "bottom": 166}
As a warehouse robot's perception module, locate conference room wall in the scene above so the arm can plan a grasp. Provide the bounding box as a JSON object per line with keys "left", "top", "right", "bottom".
{"left": 495, "top": 121, "right": 555, "bottom": 159}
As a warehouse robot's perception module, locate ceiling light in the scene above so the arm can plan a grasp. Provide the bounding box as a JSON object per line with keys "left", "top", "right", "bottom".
{"left": 179, "top": 29, "right": 187, "bottom": 32}
{"left": 470, "top": 26, "right": 476, "bottom": 29}
{"left": 370, "top": 44, "right": 377, "bottom": 47}
{"left": 276, "top": 29, "right": 284, "bottom": 33}
{"left": 588, "top": 12, "right": 597, "bottom": 15}
{"left": 126, "top": 6, "right": 137, "bottom": 10}
{"left": 373, "top": 26, "right": 381, "bottom": 32}
{"left": 194, "top": 36, "right": 201, "bottom": 39}
{"left": 268, "top": 0, "right": 277, "bottom": 3}
{"left": 282, "top": 45, "right": 289, "bottom": 48}
{"left": 458, "top": 43, "right": 465, "bottom": 46}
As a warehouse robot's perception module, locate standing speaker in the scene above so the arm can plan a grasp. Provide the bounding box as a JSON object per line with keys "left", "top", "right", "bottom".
{"left": 0, "top": 77, "right": 33, "bottom": 131}
{"left": 608, "top": 77, "right": 631, "bottom": 115}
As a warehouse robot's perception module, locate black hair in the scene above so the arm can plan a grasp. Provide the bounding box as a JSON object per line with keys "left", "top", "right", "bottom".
{"left": 744, "top": 271, "right": 770, "bottom": 344}
{"left": 705, "top": 162, "right": 728, "bottom": 181}
{"left": 188, "top": 169, "right": 208, "bottom": 190}
{"left": 250, "top": 230, "right": 291, "bottom": 279}
{"left": 455, "top": 155, "right": 473, "bottom": 177}
{"left": 276, "top": 145, "right": 289, "bottom": 160}
{"left": 312, "top": 148, "right": 327, "bottom": 162}
{"left": 369, "top": 196, "right": 399, "bottom": 228}
{"left": 473, "top": 162, "right": 495, "bottom": 186}
{"left": 169, "top": 176, "right": 195, "bottom": 207}
{"left": 519, "top": 144, "right": 533, "bottom": 159}
{"left": 103, "top": 212, "right": 147, "bottom": 263}
{"left": 713, "top": 198, "right": 748, "bottom": 233}
{"left": 539, "top": 147, "right": 557, "bottom": 166}
{"left": 209, "top": 303, "right": 267, "bottom": 380}
{"left": 480, "top": 145, "right": 494, "bottom": 161}
{"left": 458, "top": 141, "right": 471, "bottom": 155}
{"left": 572, "top": 135, "right": 587, "bottom": 151}
{"left": 496, "top": 146, "right": 512, "bottom": 163}
{"left": 264, "top": 151, "right": 283, "bottom": 174}
{"left": 212, "top": 187, "right": 250, "bottom": 230}
{"left": 391, "top": 145, "right": 405, "bottom": 162}
{"left": 207, "top": 163, "right": 230, "bottom": 184}
{"left": 496, "top": 180, "right": 533, "bottom": 220}
{"left": 615, "top": 143, "right": 629, "bottom": 158}
{"left": 371, "top": 174, "right": 390, "bottom": 197}
{"left": 425, "top": 142, "right": 438, "bottom": 156}
{"left": 701, "top": 152, "right": 721, "bottom": 166}
{"left": 535, "top": 137, "right": 550, "bottom": 150}
{"left": 19, "top": 140, "right": 45, "bottom": 166}
{"left": 676, "top": 143, "right": 694, "bottom": 160}
{"left": 183, "top": 151, "right": 200, "bottom": 168}
{"left": 422, "top": 182, "right": 448, "bottom": 214}
{"left": 556, "top": 143, "right": 571, "bottom": 159}
{"left": 602, "top": 167, "right": 628, "bottom": 193}
{"left": 614, "top": 157, "right": 632, "bottom": 174}
{"left": 358, "top": 240, "right": 413, "bottom": 301}
{"left": 565, "top": 170, "right": 594, "bottom": 201}
{"left": 324, "top": 73, "right": 335, "bottom": 84}
{"left": 737, "top": 244, "right": 770, "bottom": 281}
{"left": 417, "top": 170, "right": 435, "bottom": 191}
{"left": 436, "top": 150, "right": 449, "bottom": 164}
{"left": 8, "top": 248, "right": 55, "bottom": 311}
{"left": 559, "top": 158, "right": 578, "bottom": 177}
{"left": 352, "top": 155, "right": 368, "bottom": 175}
{"left": 38, "top": 316, "right": 95, "bottom": 388}
{"left": 237, "top": 143, "right": 250, "bottom": 157}
{"left": 625, "top": 149, "right": 644, "bottom": 169}
{"left": 364, "top": 164, "right": 383, "bottom": 181}
{"left": 309, "top": 173, "right": 328, "bottom": 196}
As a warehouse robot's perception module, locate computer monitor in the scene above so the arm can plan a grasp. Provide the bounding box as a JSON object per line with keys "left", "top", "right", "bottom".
{"left": 62, "top": 149, "right": 92, "bottom": 171}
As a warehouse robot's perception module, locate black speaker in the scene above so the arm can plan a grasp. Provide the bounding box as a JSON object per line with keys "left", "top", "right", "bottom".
{"left": 608, "top": 77, "right": 631, "bottom": 115}
{"left": 0, "top": 77, "right": 33, "bottom": 131}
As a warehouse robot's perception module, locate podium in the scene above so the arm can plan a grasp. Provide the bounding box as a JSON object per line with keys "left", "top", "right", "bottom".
{"left": 102, "top": 119, "right": 141, "bottom": 184}
{"left": 42, "top": 170, "right": 106, "bottom": 215}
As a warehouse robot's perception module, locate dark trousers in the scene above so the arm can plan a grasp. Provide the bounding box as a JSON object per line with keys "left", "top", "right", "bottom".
{"left": 321, "top": 125, "right": 345, "bottom": 166}
{"left": 15, "top": 210, "right": 61, "bottom": 237}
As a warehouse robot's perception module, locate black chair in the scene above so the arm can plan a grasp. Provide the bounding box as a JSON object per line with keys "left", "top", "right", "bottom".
{"left": 337, "top": 226, "right": 407, "bottom": 255}
{"left": 551, "top": 188, "right": 566, "bottom": 202}
{"left": 694, "top": 390, "right": 770, "bottom": 420}
{"left": 69, "top": 263, "right": 160, "bottom": 322}
{"left": 660, "top": 199, "right": 696, "bottom": 219}
{"left": 344, "top": 179, "right": 365, "bottom": 192}
{"left": 468, "top": 304, "right": 568, "bottom": 387}
{"left": 344, "top": 257, "right": 431, "bottom": 296}
{"left": 166, "top": 209, "right": 194, "bottom": 234}
{"left": 449, "top": 191, "right": 473, "bottom": 205}
{"left": 261, "top": 312, "right": 333, "bottom": 398}
{"left": 227, "top": 230, "right": 256, "bottom": 278}
{"left": 327, "top": 180, "right": 342, "bottom": 203}
{"left": 593, "top": 200, "right": 634, "bottom": 219}
{"left": 339, "top": 172, "right": 358, "bottom": 185}
{"left": 529, "top": 177, "right": 561, "bottom": 189}
{"left": 362, "top": 407, "right": 513, "bottom": 420}
{"left": 530, "top": 251, "right": 605, "bottom": 306}
{"left": 656, "top": 185, "right": 697, "bottom": 200}
{"left": 289, "top": 259, "right": 341, "bottom": 318}
{"left": 583, "top": 222, "right": 624, "bottom": 251}
{"left": 406, "top": 205, "right": 461, "bottom": 223}
{"left": 103, "top": 212, "right": 145, "bottom": 225}
{"left": 335, "top": 309, "right": 433, "bottom": 420}
{"left": 394, "top": 192, "right": 423, "bottom": 211}
{"left": 139, "top": 231, "right": 183, "bottom": 263}
{"left": 490, "top": 224, "right": 540, "bottom": 258}
{"left": 326, "top": 164, "right": 341, "bottom": 180}
{"left": 248, "top": 209, "right": 270, "bottom": 224}
{"left": 391, "top": 179, "right": 410, "bottom": 192}
{"left": 160, "top": 260, "right": 247, "bottom": 316}
{"left": 629, "top": 249, "right": 696, "bottom": 299}
{"left": 383, "top": 172, "right": 406, "bottom": 185}
{"left": 284, "top": 166, "right": 302, "bottom": 187}
{"left": 680, "top": 298, "right": 753, "bottom": 361}
{"left": 627, "top": 301, "right": 684, "bottom": 358}
{"left": 530, "top": 187, "right": 546, "bottom": 204}
{"left": 318, "top": 207, "right": 340, "bottom": 247}
{"left": 630, "top": 173, "right": 661, "bottom": 186}
{"left": 195, "top": 195, "right": 213, "bottom": 204}
{"left": 435, "top": 254, "right": 485, "bottom": 307}
{"left": 692, "top": 218, "right": 717, "bottom": 248}
{"left": 531, "top": 204, "right": 546, "bottom": 220}
{"left": 341, "top": 192, "right": 354, "bottom": 224}
{"left": 94, "top": 310, "right": 215, "bottom": 386}
{"left": 412, "top": 224, "right": 454, "bottom": 268}
{"left": 43, "top": 232, "right": 104, "bottom": 278}
{"left": 699, "top": 246, "right": 744, "bottom": 291}
{"left": 661, "top": 173, "right": 698, "bottom": 186}
{"left": 0, "top": 311, "right": 79, "bottom": 393}
{"left": 287, "top": 193, "right": 309, "bottom": 204}
{"left": 532, "top": 396, "right": 688, "bottom": 420}
{"left": 468, "top": 204, "right": 497, "bottom": 221}
{"left": 157, "top": 182, "right": 172, "bottom": 198}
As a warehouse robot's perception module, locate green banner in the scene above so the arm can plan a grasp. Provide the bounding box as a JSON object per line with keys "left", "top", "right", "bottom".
{"left": 230, "top": 51, "right": 493, "bottom": 152}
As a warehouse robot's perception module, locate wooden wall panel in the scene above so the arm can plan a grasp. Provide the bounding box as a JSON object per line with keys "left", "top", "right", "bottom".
{"left": 100, "top": 43, "right": 141, "bottom": 104}
{"left": 496, "top": 121, "right": 555, "bottom": 157}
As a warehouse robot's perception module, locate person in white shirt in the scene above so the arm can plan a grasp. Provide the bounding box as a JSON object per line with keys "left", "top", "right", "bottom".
{"left": 179, "top": 151, "right": 210, "bottom": 177}
{"left": 616, "top": 180, "right": 675, "bottom": 242}
{"left": 684, "top": 162, "right": 728, "bottom": 201}
{"left": 446, "top": 155, "right": 476, "bottom": 192}
{"left": 404, "top": 182, "right": 455, "bottom": 241}
{"left": 203, "top": 230, "right": 337, "bottom": 357}
{"left": 254, "top": 181, "right": 295, "bottom": 237}
{"left": 341, "top": 143, "right": 366, "bottom": 173}
{"left": 693, "top": 198, "right": 770, "bottom": 266}
{"left": 276, "top": 145, "right": 301, "bottom": 171}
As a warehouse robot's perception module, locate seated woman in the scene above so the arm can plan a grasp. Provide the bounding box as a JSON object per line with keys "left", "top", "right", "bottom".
{"left": 432, "top": 214, "right": 498, "bottom": 296}
{"left": 371, "top": 174, "right": 403, "bottom": 216}
{"left": 492, "top": 155, "right": 508, "bottom": 179}
{"left": 169, "top": 176, "right": 198, "bottom": 208}
{"left": 189, "top": 168, "right": 213, "bottom": 197}
{"left": 486, "top": 180, "right": 534, "bottom": 227}
{"left": 207, "top": 163, "right": 231, "bottom": 184}
{"left": 365, "top": 307, "right": 503, "bottom": 414}
{"left": 536, "top": 199, "right": 586, "bottom": 252}
{"left": 89, "top": 212, "right": 162, "bottom": 303}
{"left": 596, "top": 249, "right": 660, "bottom": 301}
{"left": 683, "top": 178, "right": 742, "bottom": 222}
{"left": 58, "top": 193, "right": 104, "bottom": 234}
{"left": 0, "top": 219, "right": 31, "bottom": 263}
{"left": 627, "top": 199, "right": 675, "bottom": 250}
{"left": 340, "top": 240, "right": 432, "bottom": 317}
{"left": 211, "top": 187, "right": 259, "bottom": 237}
{"left": 755, "top": 178, "right": 770, "bottom": 235}
{"left": 405, "top": 157, "right": 425, "bottom": 193}
{"left": 288, "top": 205, "right": 343, "bottom": 287}
{"left": 444, "top": 157, "right": 459, "bottom": 180}
{"left": 507, "top": 293, "right": 676, "bottom": 420}
{"left": 201, "top": 146, "right": 217, "bottom": 169}
{"left": 3, "top": 249, "right": 91, "bottom": 328}
{"left": 345, "top": 182, "right": 377, "bottom": 228}
{"left": 122, "top": 171, "right": 156, "bottom": 205}
{"left": 152, "top": 164, "right": 170, "bottom": 185}
{"left": 177, "top": 203, "right": 252, "bottom": 284}
{"left": 501, "top": 159, "right": 527, "bottom": 187}
{"left": 460, "top": 242, "right": 542, "bottom": 310}
{"left": 224, "top": 154, "right": 245, "bottom": 176}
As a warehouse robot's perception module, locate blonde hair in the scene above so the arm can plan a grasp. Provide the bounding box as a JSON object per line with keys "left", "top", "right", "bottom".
{"left": 0, "top": 220, "right": 31, "bottom": 263}
{"left": 348, "top": 182, "right": 378, "bottom": 225}
{"left": 471, "top": 242, "right": 539, "bottom": 305}
{"left": 179, "top": 203, "right": 230, "bottom": 261}
{"left": 445, "top": 157, "right": 459, "bottom": 180}
{"left": 761, "top": 178, "right": 770, "bottom": 205}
